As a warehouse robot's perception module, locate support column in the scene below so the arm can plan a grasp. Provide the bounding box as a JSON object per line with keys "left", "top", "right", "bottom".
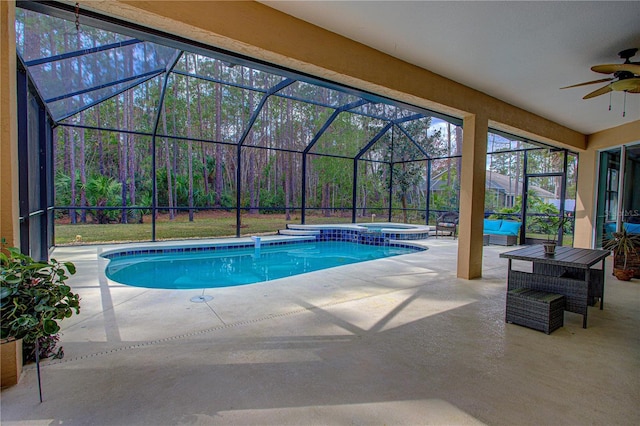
{"left": 573, "top": 149, "right": 596, "bottom": 248}
{"left": 457, "top": 113, "right": 488, "bottom": 279}
{"left": 0, "top": 2, "right": 19, "bottom": 248}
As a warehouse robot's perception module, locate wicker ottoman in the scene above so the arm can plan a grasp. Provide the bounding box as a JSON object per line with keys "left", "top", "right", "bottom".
{"left": 506, "top": 288, "right": 565, "bottom": 334}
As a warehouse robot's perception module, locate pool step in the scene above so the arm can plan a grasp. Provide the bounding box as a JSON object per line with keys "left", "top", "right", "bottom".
{"left": 278, "top": 229, "right": 321, "bottom": 236}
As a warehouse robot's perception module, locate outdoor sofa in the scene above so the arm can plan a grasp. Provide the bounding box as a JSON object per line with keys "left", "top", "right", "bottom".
{"left": 484, "top": 219, "right": 521, "bottom": 246}
{"left": 604, "top": 221, "right": 640, "bottom": 237}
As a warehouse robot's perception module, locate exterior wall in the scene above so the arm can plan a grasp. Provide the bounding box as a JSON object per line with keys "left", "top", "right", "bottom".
{"left": 0, "top": 2, "right": 19, "bottom": 248}
{"left": 574, "top": 120, "right": 640, "bottom": 248}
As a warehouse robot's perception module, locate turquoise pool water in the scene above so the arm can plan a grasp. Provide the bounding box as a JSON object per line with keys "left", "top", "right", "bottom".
{"left": 104, "top": 241, "right": 424, "bottom": 289}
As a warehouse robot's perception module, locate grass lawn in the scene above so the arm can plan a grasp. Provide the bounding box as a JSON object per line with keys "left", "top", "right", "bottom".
{"left": 55, "top": 212, "right": 354, "bottom": 245}
{"left": 56, "top": 212, "right": 573, "bottom": 246}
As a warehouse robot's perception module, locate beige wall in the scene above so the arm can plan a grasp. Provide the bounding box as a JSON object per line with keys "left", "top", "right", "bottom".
{"left": 0, "top": 1, "right": 19, "bottom": 248}
{"left": 573, "top": 119, "right": 640, "bottom": 248}
{"left": 587, "top": 120, "right": 640, "bottom": 150}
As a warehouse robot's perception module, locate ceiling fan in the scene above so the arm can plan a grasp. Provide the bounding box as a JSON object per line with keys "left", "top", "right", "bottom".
{"left": 561, "top": 48, "right": 640, "bottom": 100}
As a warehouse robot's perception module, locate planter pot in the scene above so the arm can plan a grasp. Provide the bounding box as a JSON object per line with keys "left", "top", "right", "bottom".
{"left": 613, "top": 251, "right": 640, "bottom": 278}
{"left": 1, "top": 338, "right": 23, "bottom": 388}
{"left": 613, "top": 268, "right": 635, "bottom": 281}
{"left": 543, "top": 242, "right": 556, "bottom": 255}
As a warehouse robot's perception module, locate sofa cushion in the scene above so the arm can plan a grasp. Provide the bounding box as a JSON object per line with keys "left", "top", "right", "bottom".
{"left": 438, "top": 222, "right": 456, "bottom": 227}
{"left": 499, "top": 220, "right": 521, "bottom": 236}
{"left": 605, "top": 222, "right": 616, "bottom": 237}
{"left": 484, "top": 219, "right": 502, "bottom": 232}
{"left": 624, "top": 222, "right": 640, "bottom": 234}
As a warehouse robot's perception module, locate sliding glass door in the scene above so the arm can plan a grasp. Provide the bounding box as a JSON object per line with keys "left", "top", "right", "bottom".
{"left": 596, "top": 144, "right": 640, "bottom": 248}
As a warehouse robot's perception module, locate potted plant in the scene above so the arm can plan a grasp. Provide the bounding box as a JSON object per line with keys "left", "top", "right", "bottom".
{"left": 1, "top": 246, "right": 80, "bottom": 387}
{"left": 537, "top": 215, "right": 568, "bottom": 255}
{"left": 603, "top": 228, "right": 640, "bottom": 281}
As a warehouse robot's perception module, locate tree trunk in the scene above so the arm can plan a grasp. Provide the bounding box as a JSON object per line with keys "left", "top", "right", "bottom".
{"left": 185, "top": 68, "right": 195, "bottom": 222}
{"left": 284, "top": 99, "right": 293, "bottom": 221}
{"left": 171, "top": 83, "right": 179, "bottom": 216}
{"left": 78, "top": 112, "right": 87, "bottom": 223}
{"left": 127, "top": 102, "right": 136, "bottom": 220}
{"left": 161, "top": 106, "right": 175, "bottom": 219}
{"left": 248, "top": 151, "right": 258, "bottom": 214}
{"left": 67, "top": 127, "right": 77, "bottom": 224}
{"left": 455, "top": 125, "right": 463, "bottom": 200}
{"left": 247, "top": 71, "right": 258, "bottom": 214}
{"left": 75, "top": 28, "right": 87, "bottom": 223}
{"left": 447, "top": 124, "right": 452, "bottom": 188}
{"left": 322, "top": 183, "right": 331, "bottom": 217}
{"left": 96, "top": 108, "right": 104, "bottom": 175}
{"left": 116, "top": 95, "right": 128, "bottom": 224}
{"left": 214, "top": 60, "right": 223, "bottom": 208}
{"left": 514, "top": 140, "right": 521, "bottom": 199}
{"left": 122, "top": 49, "right": 137, "bottom": 222}
{"left": 194, "top": 56, "right": 210, "bottom": 206}
{"left": 61, "top": 32, "right": 77, "bottom": 224}
{"left": 401, "top": 194, "right": 408, "bottom": 223}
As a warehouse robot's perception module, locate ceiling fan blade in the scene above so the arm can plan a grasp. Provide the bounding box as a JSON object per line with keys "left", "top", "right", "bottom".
{"left": 583, "top": 84, "right": 612, "bottom": 99}
{"left": 610, "top": 78, "right": 640, "bottom": 92}
{"left": 560, "top": 78, "right": 613, "bottom": 89}
{"left": 591, "top": 63, "right": 640, "bottom": 75}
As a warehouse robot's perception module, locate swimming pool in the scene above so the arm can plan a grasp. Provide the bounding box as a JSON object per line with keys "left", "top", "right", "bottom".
{"left": 103, "top": 240, "right": 425, "bottom": 290}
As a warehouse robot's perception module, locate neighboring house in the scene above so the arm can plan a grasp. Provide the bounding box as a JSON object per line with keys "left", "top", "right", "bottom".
{"left": 429, "top": 170, "right": 556, "bottom": 210}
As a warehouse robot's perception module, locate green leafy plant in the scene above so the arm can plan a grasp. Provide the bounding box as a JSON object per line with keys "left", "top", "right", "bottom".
{"left": 603, "top": 228, "right": 640, "bottom": 271}
{"left": 1, "top": 246, "right": 80, "bottom": 361}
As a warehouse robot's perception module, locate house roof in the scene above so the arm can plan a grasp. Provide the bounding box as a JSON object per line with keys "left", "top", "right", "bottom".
{"left": 431, "top": 170, "right": 556, "bottom": 200}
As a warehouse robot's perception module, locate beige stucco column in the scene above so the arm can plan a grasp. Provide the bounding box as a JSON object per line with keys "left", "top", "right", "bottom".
{"left": 457, "top": 113, "right": 488, "bottom": 279}
{"left": 0, "top": 1, "right": 19, "bottom": 248}
{"left": 573, "top": 149, "right": 597, "bottom": 248}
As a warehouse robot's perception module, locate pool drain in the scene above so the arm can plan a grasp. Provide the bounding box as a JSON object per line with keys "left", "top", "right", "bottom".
{"left": 191, "top": 289, "right": 213, "bottom": 303}
{"left": 190, "top": 295, "right": 213, "bottom": 303}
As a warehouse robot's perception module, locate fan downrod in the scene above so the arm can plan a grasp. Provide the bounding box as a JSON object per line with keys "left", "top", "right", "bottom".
{"left": 618, "top": 48, "right": 638, "bottom": 63}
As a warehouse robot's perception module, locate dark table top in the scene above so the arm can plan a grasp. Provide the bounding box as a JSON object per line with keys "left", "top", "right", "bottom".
{"left": 499, "top": 245, "right": 610, "bottom": 269}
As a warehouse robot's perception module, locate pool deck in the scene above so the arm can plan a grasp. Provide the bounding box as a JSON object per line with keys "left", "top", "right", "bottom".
{"left": 1, "top": 238, "right": 638, "bottom": 425}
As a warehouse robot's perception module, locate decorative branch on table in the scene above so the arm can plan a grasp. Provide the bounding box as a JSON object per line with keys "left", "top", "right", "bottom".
{"left": 535, "top": 215, "right": 569, "bottom": 255}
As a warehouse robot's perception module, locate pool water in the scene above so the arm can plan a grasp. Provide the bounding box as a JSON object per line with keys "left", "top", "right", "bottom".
{"left": 104, "top": 241, "right": 423, "bottom": 289}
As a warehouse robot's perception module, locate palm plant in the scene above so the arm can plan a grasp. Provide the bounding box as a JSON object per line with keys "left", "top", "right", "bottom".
{"left": 603, "top": 228, "right": 640, "bottom": 279}
{"left": 84, "top": 175, "right": 121, "bottom": 223}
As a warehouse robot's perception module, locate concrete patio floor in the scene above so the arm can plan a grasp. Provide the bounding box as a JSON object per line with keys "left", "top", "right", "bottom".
{"left": 1, "top": 238, "right": 638, "bottom": 425}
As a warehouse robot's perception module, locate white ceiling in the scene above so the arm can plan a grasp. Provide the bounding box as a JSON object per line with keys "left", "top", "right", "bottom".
{"left": 261, "top": 1, "right": 640, "bottom": 135}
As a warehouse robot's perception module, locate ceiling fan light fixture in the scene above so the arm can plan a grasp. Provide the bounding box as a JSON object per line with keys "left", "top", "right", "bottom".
{"left": 563, "top": 47, "right": 640, "bottom": 116}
